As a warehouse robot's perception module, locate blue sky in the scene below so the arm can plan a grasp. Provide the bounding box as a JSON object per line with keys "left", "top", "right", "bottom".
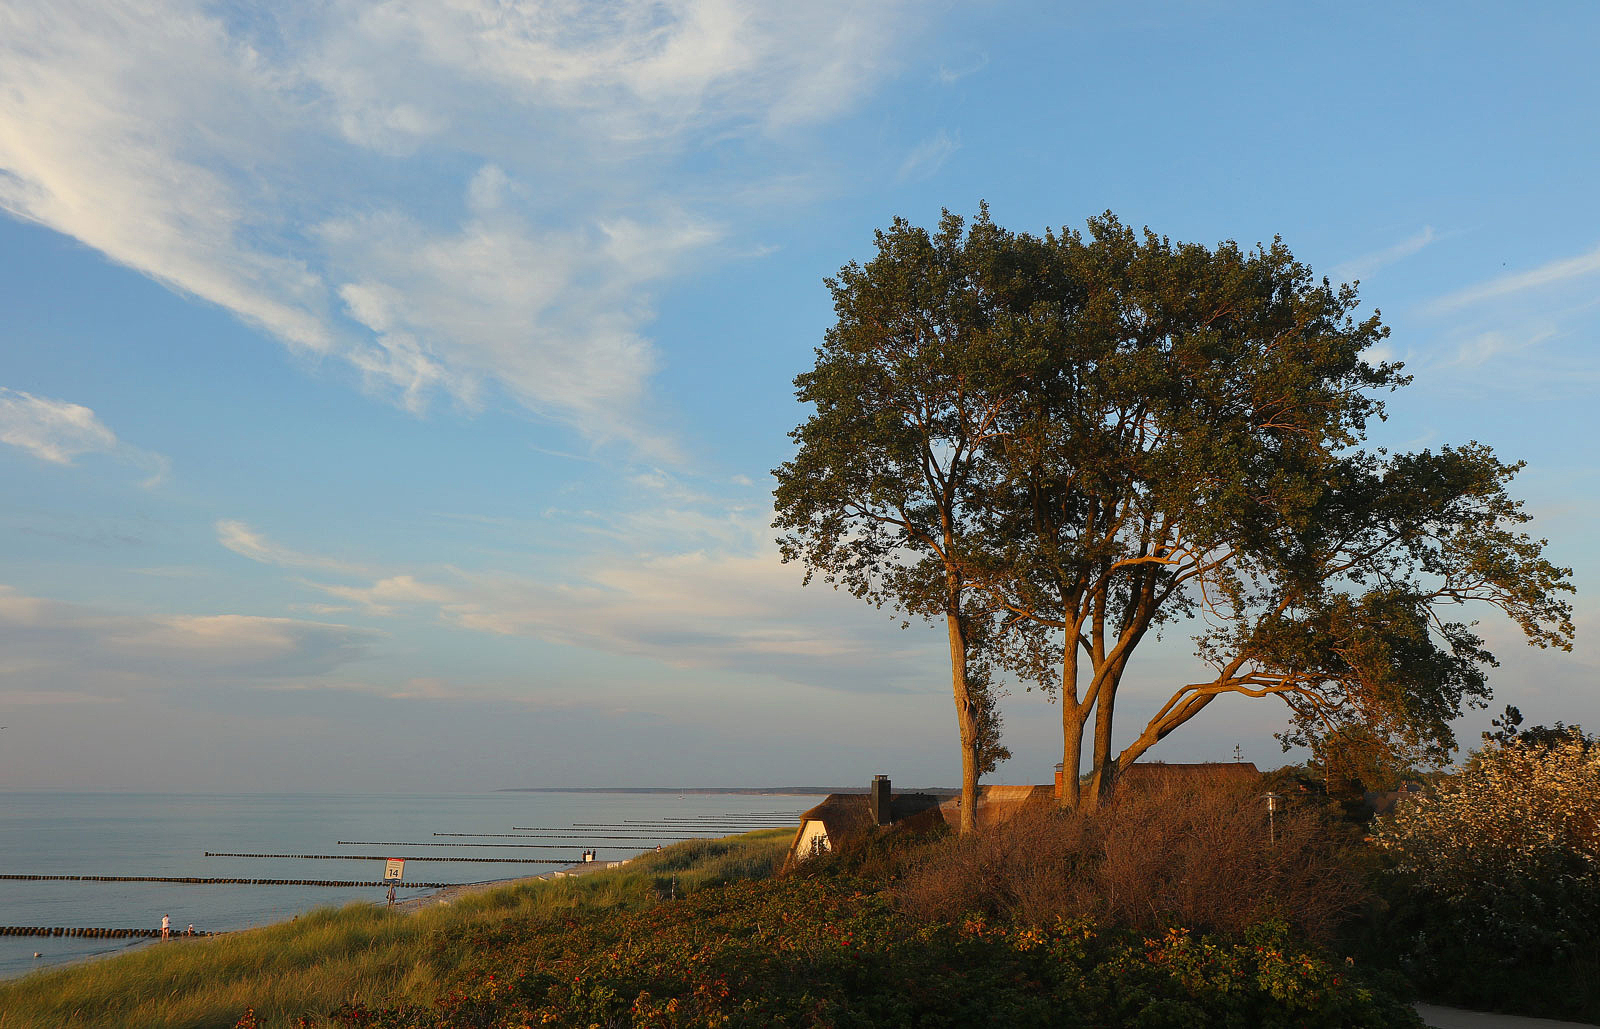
{"left": 1, "top": 1, "right": 1595, "bottom": 791}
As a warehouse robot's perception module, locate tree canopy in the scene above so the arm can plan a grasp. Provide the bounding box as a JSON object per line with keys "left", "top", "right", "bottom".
{"left": 772, "top": 209, "right": 1039, "bottom": 831}
{"left": 775, "top": 207, "right": 1574, "bottom": 817}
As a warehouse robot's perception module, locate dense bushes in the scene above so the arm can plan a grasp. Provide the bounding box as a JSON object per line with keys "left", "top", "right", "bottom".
{"left": 1367, "top": 731, "right": 1600, "bottom": 1019}
{"left": 285, "top": 783, "right": 1419, "bottom": 1028}
{"left": 303, "top": 876, "right": 1419, "bottom": 1029}
{"left": 892, "top": 781, "right": 1364, "bottom": 942}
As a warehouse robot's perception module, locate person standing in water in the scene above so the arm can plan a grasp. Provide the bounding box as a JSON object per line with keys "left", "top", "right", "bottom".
{"left": 161, "top": 914, "right": 170, "bottom": 941}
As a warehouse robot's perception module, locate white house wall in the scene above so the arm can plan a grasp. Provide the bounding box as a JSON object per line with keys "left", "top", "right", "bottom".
{"left": 794, "top": 819, "right": 830, "bottom": 860}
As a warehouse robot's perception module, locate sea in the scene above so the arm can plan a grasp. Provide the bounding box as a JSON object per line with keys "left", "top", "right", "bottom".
{"left": 0, "top": 790, "right": 807, "bottom": 980}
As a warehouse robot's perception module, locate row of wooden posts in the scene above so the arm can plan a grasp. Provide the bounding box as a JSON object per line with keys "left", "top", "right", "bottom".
{"left": 0, "top": 926, "right": 221, "bottom": 938}
{"left": 0, "top": 874, "right": 454, "bottom": 888}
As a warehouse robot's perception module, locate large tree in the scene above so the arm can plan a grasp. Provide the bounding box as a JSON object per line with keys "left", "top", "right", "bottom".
{"left": 778, "top": 209, "right": 1575, "bottom": 818}
{"left": 772, "top": 208, "right": 1048, "bottom": 833}
{"left": 968, "top": 214, "right": 1575, "bottom": 808}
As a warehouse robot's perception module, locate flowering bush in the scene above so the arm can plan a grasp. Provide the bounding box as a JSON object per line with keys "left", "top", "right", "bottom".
{"left": 1367, "top": 732, "right": 1600, "bottom": 1017}
{"left": 1372, "top": 733, "right": 1600, "bottom": 891}
{"left": 295, "top": 877, "right": 1418, "bottom": 1028}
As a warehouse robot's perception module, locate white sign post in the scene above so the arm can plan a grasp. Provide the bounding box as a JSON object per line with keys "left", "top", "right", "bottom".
{"left": 384, "top": 858, "right": 405, "bottom": 882}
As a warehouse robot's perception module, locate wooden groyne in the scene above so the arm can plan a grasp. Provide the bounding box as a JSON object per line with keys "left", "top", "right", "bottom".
{"left": 516, "top": 824, "right": 792, "bottom": 832}
{"left": 337, "top": 840, "right": 612, "bottom": 850}
{"left": 436, "top": 832, "right": 696, "bottom": 840}
{"left": 0, "top": 926, "right": 223, "bottom": 938}
{"left": 0, "top": 874, "right": 457, "bottom": 887}
{"left": 204, "top": 852, "right": 574, "bottom": 864}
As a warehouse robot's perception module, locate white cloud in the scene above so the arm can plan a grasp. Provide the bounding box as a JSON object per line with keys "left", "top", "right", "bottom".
{"left": 0, "top": 0, "right": 913, "bottom": 446}
{"left": 216, "top": 519, "right": 367, "bottom": 574}
{"left": 0, "top": 386, "right": 169, "bottom": 485}
{"left": 317, "top": 203, "right": 712, "bottom": 447}
{"left": 232, "top": 514, "right": 936, "bottom": 691}
{"left": 1444, "top": 328, "right": 1556, "bottom": 369}
{"left": 1404, "top": 242, "right": 1600, "bottom": 396}
{"left": 1329, "top": 225, "right": 1435, "bottom": 284}
{"left": 1427, "top": 242, "right": 1600, "bottom": 314}
{"left": 897, "top": 129, "right": 960, "bottom": 182}
{"left": 0, "top": 387, "right": 116, "bottom": 464}
{"left": 0, "top": 585, "right": 383, "bottom": 696}
{"left": 304, "top": 574, "right": 456, "bottom": 617}
{"left": 408, "top": 549, "right": 936, "bottom": 690}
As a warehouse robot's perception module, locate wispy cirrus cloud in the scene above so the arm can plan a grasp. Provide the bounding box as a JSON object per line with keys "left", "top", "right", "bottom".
{"left": 897, "top": 129, "right": 960, "bottom": 182}
{"left": 936, "top": 53, "right": 989, "bottom": 85}
{"left": 1426, "top": 241, "right": 1600, "bottom": 314}
{"left": 1402, "top": 240, "right": 1600, "bottom": 393}
{"left": 0, "top": 387, "right": 169, "bottom": 486}
{"left": 0, "top": 388, "right": 115, "bottom": 463}
{"left": 0, "top": 0, "right": 914, "bottom": 449}
{"left": 1329, "top": 225, "right": 1435, "bottom": 284}
{"left": 216, "top": 519, "right": 369, "bottom": 575}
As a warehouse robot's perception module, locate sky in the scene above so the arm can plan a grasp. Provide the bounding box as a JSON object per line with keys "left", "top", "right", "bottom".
{"left": 1, "top": 0, "right": 1597, "bottom": 792}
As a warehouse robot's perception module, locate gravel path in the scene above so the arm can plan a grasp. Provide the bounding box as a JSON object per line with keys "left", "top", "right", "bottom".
{"left": 1417, "top": 1004, "right": 1597, "bottom": 1028}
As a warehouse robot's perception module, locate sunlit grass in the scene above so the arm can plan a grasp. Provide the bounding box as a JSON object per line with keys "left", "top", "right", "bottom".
{"left": 0, "top": 828, "right": 792, "bottom": 1029}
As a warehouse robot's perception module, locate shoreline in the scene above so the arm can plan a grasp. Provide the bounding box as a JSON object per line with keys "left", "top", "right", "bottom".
{"left": 1, "top": 860, "right": 632, "bottom": 981}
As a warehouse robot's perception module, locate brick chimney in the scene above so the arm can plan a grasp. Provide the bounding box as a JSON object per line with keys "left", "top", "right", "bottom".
{"left": 870, "top": 774, "right": 891, "bottom": 825}
{"left": 1054, "top": 763, "right": 1065, "bottom": 800}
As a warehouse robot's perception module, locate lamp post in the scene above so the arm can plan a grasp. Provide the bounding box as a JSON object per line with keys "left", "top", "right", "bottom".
{"left": 1262, "top": 792, "right": 1283, "bottom": 845}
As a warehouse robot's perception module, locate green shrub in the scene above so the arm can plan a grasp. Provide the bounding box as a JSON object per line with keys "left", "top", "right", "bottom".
{"left": 1366, "top": 731, "right": 1600, "bottom": 1019}
{"left": 303, "top": 876, "right": 1419, "bottom": 1028}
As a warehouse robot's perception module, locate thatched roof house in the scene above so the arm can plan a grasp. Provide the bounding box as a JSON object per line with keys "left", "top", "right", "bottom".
{"left": 787, "top": 776, "right": 944, "bottom": 865}
{"left": 787, "top": 763, "right": 1263, "bottom": 865}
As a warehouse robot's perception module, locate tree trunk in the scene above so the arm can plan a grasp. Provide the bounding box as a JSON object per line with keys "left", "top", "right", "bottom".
{"left": 946, "top": 604, "right": 979, "bottom": 835}
{"left": 1087, "top": 676, "right": 1117, "bottom": 811}
{"left": 1059, "top": 706, "right": 1083, "bottom": 811}
{"left": 1058, "top": 642, "right": 1082, "bottom": 810}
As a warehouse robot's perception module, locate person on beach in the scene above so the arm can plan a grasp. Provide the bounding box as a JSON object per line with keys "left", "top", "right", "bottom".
{"left": 161, "top": 914, "right": 170, "bottom": 941}
{"left": 386, "top": 883, "right": 396, "bottom": 906}
{"left": 186, "top": 923, "right": 194, "bottom": 937}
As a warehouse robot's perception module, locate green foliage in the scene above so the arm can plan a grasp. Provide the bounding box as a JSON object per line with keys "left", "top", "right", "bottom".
{"left": 776, "top": 207, "right": 1574, "bottom": 807}
{"left": 0, "top": 823, "right": 1427, "bottom": 1028}
{"left": 772, "top": 205, "right": 1050, "bottom": 819}
{"left": 302, "top": 877, "right": 1419, "bottom": 1028}
{"left": 773, "top": 205, "right": 1044, "bottom": 621}
{"left": 1364, "top": 735, "right": 1600, "bottom": 1019}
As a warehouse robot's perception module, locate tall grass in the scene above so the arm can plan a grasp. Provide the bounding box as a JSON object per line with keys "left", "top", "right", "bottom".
{"left": 0, "top": 828, "right": 792, "bottom": 1029}
{"left": 890, "top": 781, "right": 1363, "bottom": 941}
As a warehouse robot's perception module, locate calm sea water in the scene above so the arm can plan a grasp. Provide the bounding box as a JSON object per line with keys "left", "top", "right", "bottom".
{"left": 0, "top": 791, "right": 804, "bottom": 979}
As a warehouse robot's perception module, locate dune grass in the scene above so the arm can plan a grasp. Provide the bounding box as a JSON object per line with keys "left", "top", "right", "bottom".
{"left": 0, "top": 828, "right": 792, "bottom": 1029}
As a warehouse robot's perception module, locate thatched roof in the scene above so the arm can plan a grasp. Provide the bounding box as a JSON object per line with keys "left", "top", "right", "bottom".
{"left": 936, "top": 784, "right": 1057, "bottom": 829}
{"left": 795, "top": 794, "right": 874, "bottom": 842}
{"left": 1118, "top": 761, "right": 1260, "bottom": 789}
{"left": 786, "top": 791, "right": 945, "bottom": 864}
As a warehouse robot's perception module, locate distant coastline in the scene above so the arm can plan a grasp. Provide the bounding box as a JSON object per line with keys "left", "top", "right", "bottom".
{"left": 496, "top": 786, "right": 960, "bottom": 796}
